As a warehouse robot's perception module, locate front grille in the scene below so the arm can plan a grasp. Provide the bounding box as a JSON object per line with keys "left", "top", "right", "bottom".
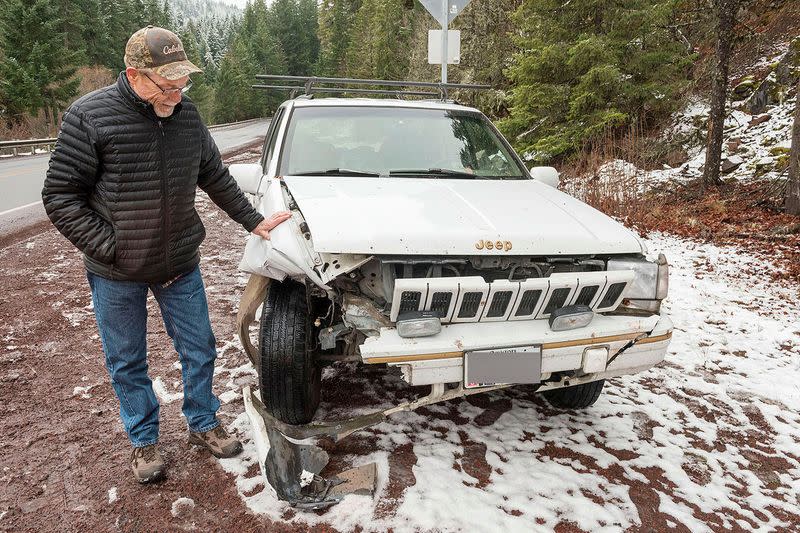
{"left": 458, "top": 292, "right": 483, "bottom": 318}
{"left": 543, "top": 288, "right": 571, "bottom": 315}
{"left": 486, "top": 291, "right": 513, "bottom": 318}
{"left": 574, "top": 285, "right": 599, "bottom": 306}
{"left": 389, "top": 271, "right": 634, "bottom": 323}
{"left": 598, "top": 282, "right": 626, "bottom": 308}
{"left": 515, "top": 289, "right": 542, "bottom": 317}
{"left": 429, "top": 292, "right": 452, "bottom": 317}
{"left": 399, "top": 291, "right": 422, "bottom": 313}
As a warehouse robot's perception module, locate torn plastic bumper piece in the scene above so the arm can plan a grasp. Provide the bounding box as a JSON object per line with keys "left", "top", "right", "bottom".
{"left": 242, "top": 380, "right": 517, "bottom": 509}
{"left": 243, "top": 386, "right": 378, "bottom": 510}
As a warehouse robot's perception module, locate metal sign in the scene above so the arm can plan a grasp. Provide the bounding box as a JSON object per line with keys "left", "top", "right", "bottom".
{"left": 428, "top": 30, "right": 461, "bottom": 65}
{"left": 419, "top": 0, "right": 471, "bottom": 26}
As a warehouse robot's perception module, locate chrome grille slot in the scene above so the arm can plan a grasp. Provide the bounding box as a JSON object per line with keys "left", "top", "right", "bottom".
{"left": 429, "top": 292, "right": 452, "bottom": 317}
{"left": 515, "top": 289, "right": 542, "bottom": 316}
{"left": 389, "top": 279, "right": 429, "bottom": 321}
{"left": 458, "top": 292, "right": 483, "bottom": 318}
{"left": 574, "top": 285, "right": 599, "bottom": 306}
{"left": 593, "top": 270, "right": 635, "bottom": 312}
{"left": 399, "top": 291, "right": 422, "bottom": 313}
{"left": 486, "top": 291, "right": 513, "bottom": 318}
{"left": 599, "top": 282, "right": 626, "bottom": 308}
{"left": 543, "top": 288, "right": 571, "bottom": 315}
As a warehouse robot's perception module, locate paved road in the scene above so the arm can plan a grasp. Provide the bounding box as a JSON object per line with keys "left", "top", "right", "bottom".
{"left": 0, "top": 119, "right": 269, "bottom": 245}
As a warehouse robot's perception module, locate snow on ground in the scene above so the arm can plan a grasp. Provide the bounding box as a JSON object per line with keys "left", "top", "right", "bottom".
{"left": 152, "top": 376, "right": 183, "bottom": 404}
{"left": 170, "top": 497, "right": 196, "bottom": 518}
{"left": 212, "top": 233, "right": 800, "bottom": 531}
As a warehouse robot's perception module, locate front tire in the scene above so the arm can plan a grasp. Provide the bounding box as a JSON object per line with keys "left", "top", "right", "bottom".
{"left": 258, "top": 280, "right": 321, "bottom": 424}
{"left": 544, "top": 379, "right": 605, "bottom": 409}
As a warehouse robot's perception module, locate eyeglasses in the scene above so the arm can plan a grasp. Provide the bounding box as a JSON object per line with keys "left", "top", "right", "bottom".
{"left": 141, "top": 71, "right": 192, "bottom": 95}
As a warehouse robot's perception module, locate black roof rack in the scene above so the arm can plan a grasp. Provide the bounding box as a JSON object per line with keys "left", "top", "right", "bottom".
{"left": 253, "top": 75, "right": 491, "bottom": 100}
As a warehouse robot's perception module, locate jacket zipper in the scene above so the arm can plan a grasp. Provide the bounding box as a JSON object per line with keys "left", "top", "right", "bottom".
{"left": 158, "top": 120, "right": 171, "bottom": 278}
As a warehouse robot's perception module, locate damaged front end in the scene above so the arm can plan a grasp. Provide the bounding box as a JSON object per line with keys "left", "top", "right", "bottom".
{"left": 233, "top": 173, "right": 672, "bottom": 510}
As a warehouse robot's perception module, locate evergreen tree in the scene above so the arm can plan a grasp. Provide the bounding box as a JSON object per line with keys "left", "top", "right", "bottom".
{"left": 344, "top": 0, "right": 412, "bottom": 80}
{"left": 179, "top": 26, "right": 214, "bottom": 121}
{"left": 499, "top": 0, "right": 694, "bottom": 162}
{"left": 268, "top": 0, "right": 319, "bottom": 76}
{"left": 214, "top": 0, "right": 287, "bottom": 122}
{"left": 317, "top": 0, "right": 360, "bottom": 76}
{"left": 0, "top": 0, "right": 81, "bottom": 130}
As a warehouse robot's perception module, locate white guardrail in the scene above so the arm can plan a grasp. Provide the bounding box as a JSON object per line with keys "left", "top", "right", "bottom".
{"left": 0, "top": 118, "right": 265, "bottom": 158}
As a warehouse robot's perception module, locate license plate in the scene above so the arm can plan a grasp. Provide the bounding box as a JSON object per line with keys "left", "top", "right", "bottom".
{"left": 464, "top": 345, "right": 542, "bottom": 389}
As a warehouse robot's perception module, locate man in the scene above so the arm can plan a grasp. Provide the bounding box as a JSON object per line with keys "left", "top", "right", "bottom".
{"left": 41, "top": 26, "right": 290, "bottom": 483}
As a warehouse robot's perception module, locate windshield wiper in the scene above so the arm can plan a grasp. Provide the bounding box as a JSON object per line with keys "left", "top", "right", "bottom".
{"left": 388, "top": 168, "right": 477, "bottom": 179}
{"left": 291, "top": 168, "right": 380, "bottom": 177}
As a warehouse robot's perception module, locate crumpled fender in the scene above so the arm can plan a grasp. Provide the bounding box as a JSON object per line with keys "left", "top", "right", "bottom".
{"left": 239, "top": 179, "right": 328, "bottom": 288}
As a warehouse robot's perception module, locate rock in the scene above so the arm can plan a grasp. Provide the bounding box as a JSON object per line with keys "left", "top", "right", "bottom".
{"left": 747, "top": 41, "right": 800, "bottom": 114}
{"left": 768, "top": 146, "right": 790, "bottom": 156}
{"left": 748, "top": 114, "right": 771, "bottom": 128}
{"left": 754, "top": 158, "right": 775, "bottom": 176}
{"left": 720, "top": 156, "right": 743, "bottom": 174}
{"left": 727, "top": 138, "right": 743, "bottom": 153}
{"left": 732, "top": 77, "right": 757, "bottom": 100}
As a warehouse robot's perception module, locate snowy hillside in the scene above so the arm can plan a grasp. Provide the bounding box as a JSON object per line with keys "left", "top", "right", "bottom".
{"left": 570, "top": 43, "right": 798, "bottom": 195}
{"left": 171, "top": 0, "right": 241, "bottom": 22}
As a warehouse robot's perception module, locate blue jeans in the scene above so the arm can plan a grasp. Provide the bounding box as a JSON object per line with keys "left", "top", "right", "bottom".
{"left": 87, "top": 265, "right": 221, "bottom": 447}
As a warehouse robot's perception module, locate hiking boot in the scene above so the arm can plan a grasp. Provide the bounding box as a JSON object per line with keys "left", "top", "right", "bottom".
{"left": 188, "top": 425, "right": 242, "bottom": 458}
{"left": 131, "top": 444, "right": 165, "bottom": 483}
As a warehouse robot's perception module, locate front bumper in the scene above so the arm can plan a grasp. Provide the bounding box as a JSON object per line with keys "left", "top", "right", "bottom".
{"left": 360, "top": 313, "right": 673, "bottom": 386}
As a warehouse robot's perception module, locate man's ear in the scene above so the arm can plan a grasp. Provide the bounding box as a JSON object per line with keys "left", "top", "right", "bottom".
{"left": 125, "top": 67, "right": 139, "bottom": 81}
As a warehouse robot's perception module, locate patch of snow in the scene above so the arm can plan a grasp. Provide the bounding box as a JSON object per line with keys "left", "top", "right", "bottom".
{"left": 170, "top": 497, "right": 195, "bottom": 517}
{"left": 152, "top": 377, "right": 182, "bottom": 404}
{"left": 219, "top": 390, "right": 239, "bottom": 404}
{"left": 107, "top": 487, "right": 118, "bottom": 504}
{"left": 72, "top": 386, "right": 93, "bottom": 399}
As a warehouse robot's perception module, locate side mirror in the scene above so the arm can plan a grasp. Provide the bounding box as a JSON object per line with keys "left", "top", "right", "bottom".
{"left": 229, "top": 163, "right": 263, "bottom": 195}
{"left": 529, "top": 166, "right": 560, "bottom": 188}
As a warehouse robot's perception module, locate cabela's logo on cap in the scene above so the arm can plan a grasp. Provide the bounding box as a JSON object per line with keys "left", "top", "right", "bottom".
{"left": 163, "top": 43, "right": 184, "bottom": 55}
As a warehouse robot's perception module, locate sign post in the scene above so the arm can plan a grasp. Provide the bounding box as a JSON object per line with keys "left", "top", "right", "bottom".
{"left": 420, "top": 0, "right": 472, "bottom": 84}
{"left": 441, "top": 0, "right": 448, "bottom": 83}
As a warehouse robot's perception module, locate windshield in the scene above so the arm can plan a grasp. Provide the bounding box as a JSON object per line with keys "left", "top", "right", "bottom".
{"left": 278, "top": 106, "right": 526, "bottom": 179}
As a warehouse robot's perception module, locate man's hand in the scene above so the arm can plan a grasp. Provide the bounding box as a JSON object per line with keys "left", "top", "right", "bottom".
{"left": 251, "top": 211, "right": 292, "bottom": 240}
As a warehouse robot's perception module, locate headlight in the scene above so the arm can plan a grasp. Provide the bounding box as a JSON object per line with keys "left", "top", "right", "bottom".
{"left": 396, "top": 311, "right": 442, "bottom": 338}
{"left": 607, "top": 254, "right": 669, "bottom": 300}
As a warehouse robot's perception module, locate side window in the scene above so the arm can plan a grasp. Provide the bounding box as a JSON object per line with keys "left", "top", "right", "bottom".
{"left": 262, "top": 108, "right": 285, "bottom": 174}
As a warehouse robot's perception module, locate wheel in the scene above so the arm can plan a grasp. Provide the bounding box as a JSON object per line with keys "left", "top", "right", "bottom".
{"left": 544, "top": 379, "right": 605, "bottom": 409}
{"left": 258, "top": 280, "right": 321, "bottom": 424}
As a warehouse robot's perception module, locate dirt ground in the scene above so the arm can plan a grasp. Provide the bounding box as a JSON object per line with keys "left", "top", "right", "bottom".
{"left": 0, "top": 144, "right": 323, "bottom": 532}
{"left": 1, "top": 146, "right": 798, "bottom": 532}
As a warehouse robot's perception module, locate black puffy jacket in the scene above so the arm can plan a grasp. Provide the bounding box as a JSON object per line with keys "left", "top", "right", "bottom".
{"left": 42, "top": 73, "right": 263, "bottom": 283}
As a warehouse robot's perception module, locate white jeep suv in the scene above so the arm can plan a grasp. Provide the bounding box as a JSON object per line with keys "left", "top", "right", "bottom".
{"left": 231, "top": 96, "right": 672, "bottom": 426}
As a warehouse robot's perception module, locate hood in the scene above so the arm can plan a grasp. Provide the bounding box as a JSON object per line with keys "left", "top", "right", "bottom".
{"left": 283, "top": 176, "right": 643, "bottom": 256}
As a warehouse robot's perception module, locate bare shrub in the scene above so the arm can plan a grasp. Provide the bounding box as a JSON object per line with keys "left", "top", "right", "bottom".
{"left": 560, "top": 121, "right": 668, "bottom": 228}
{"left": 74, "top": 66, "right": 116, "bottom": 102}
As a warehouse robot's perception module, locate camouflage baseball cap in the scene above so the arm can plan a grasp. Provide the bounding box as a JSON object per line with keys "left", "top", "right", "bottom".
{"left": 124, "top": 26, "right": 202, "bottom": 80}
